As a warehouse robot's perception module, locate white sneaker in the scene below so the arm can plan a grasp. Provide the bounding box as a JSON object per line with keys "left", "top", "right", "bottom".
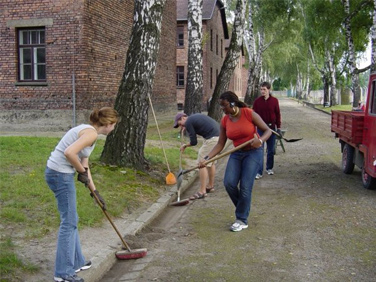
{"left": 266, "top": 169, "right": 274, "bottom": 175}
{"left": 255, "top": 173, "right": 262, "bottom": 180}
{"left": 75, "top": 260, "right": 92, "bottom": 273}
{"left": 230, "top": 220, "right": 248, "bottom": 232}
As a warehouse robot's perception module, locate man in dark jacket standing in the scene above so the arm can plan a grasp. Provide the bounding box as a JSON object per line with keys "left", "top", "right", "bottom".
{"left": 252, "top": 81, "right": 281, "bottom": 179}
{"left": 174, "top": 113, "right": 219, "bottom": 199}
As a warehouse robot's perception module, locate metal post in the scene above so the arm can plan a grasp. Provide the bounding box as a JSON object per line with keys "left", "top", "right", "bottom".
{"left": 72, "top": 71, "right": 76, "bottom": 127}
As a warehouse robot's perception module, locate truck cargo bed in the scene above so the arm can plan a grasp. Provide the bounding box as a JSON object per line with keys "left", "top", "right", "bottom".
{"left": 331, "top": 110, "right": 364, "bottom": 145}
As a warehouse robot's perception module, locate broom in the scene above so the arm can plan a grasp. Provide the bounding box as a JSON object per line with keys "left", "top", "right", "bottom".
{"left": 170, "top": 134, "right": 190, "bottom": 206}
{"left": 148, "top": 94, "right": 177, "bottom": 185}
{"left": 86, "top": 184, "right": 147, "bottom": 260}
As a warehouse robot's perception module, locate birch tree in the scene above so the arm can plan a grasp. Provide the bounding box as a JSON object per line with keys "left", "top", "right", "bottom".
{"left": 244, "top": 0, "right": 294, "bottom": 105}
{"left": 184, "top": 0, "right": 203, "bottom": 115}
{"left": 100, "top": 0, "right": 166, "bottom": 170}
{"left": 243, "top": 1, "right": 265, "bottom": 105}
{"left": 208, "top": 0, "right": 246, "bottom": 122}
{"left": 342, "top": 0, "right": 373, "bottom": 107}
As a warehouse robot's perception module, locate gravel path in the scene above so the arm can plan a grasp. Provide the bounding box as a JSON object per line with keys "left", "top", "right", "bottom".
{"left": 102, "top": 98, "right": 376, "bottom": 282}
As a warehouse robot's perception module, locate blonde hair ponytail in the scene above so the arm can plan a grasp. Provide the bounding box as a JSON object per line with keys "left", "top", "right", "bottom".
{"left": 89, "top": 107, "right": 119, "bottom": 126}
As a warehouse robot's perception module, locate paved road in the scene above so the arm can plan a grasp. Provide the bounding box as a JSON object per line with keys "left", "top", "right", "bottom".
{"left": 101, "top": 98, "right": 376, "bottom": 282}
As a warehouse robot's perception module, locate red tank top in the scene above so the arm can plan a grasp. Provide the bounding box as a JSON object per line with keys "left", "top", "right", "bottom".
{"left": 221, "top": 108, "right": 256, "bottom": 148}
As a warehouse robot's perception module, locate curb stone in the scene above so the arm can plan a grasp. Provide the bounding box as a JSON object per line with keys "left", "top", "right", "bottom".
{"left": 80, "top": 170, "right": 198, "bottom": 282}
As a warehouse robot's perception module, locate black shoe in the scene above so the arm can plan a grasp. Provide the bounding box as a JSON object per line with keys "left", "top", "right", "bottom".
{"left": 75, "top": 260, "right": 92, "bottom": 273}
{"left": 54, "top": 274, "right": 84, "bottom": 282}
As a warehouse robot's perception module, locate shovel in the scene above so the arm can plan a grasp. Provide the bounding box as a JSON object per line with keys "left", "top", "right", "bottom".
{"left": 270, "top": 129, "right": 302, "bottom": 142}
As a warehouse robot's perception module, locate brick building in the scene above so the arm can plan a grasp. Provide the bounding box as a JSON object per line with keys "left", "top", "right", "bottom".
{"left": 0, "top": 0, "right": 176, "bottom": 129}
{"left": 226, "top": 39, "right": 245, "bottom": 99}
{"left": 176, "top": 0, "right": 244, "bottom": 110}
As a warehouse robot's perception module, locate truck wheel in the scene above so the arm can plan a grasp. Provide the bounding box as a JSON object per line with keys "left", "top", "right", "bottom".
{"left": 342, "top": 144, "right": 355, "bottom": 174}
{"left": 361, "top": 166, "right": 376, "bottom": 190}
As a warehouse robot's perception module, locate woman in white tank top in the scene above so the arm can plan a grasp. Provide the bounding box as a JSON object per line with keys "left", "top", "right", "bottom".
{"left": 45, "top": 107, "right": 118, "bottom": 282}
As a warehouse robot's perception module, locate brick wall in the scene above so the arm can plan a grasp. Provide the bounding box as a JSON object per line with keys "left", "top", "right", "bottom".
{"left": 227, "top": 52, "right": 244, "bottom": 99}
{"left": 176, "top": 4, "right": 227, "bottom": 111}
{"left": 176, "top": 23, "right": 188, "bottom": 108}
{"left": 0, "top": 0, "right": 176, "bottom": 115}
{"left": 1, "top": 0, "right": 85, "bottom": 110}
{"left": 80, "top": 0, "right": 133, "bottom": 109}
{"left": 203, "top": 5, "right": 226, "bottom": 108}
{"left": 151, "top": 0, "right": 177, "bottom": 112}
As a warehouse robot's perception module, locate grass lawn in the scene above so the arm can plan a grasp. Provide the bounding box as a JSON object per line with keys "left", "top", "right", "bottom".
{"left": 0, "top": 119, "right": 197, "bottom": 281}
{"left": 315, "top": 104, "right": 353, "bottom": 113}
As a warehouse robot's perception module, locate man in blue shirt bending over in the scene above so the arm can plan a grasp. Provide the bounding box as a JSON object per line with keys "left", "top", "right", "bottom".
{"left": 174, "top": 113, "right": 220, "bottom": 200}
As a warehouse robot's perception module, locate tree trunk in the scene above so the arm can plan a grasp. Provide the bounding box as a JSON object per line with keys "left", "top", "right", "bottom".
{"left": 296, "top": 66, "right": 303, "bottom": 100}
{"left": 184, "top": 0, "right": 203, "bottom": 115}
{"left": 342, "top": 0, "right": 361, "bottom": 107}
{"left": 245, "top": 29, "right": 264, "bottom": 106}
{"left": 305, "top": 62, "right": 310, "bottom": 100}
{"left": 244, "top": 64, "right": 255, "bottom": 104}
{"left": 327, "top": 47, "right": 337, "bottom": 106}
{"left": 323, "top": 75, "right": 330, "bottom": 107}
{"left": 208, "top": 0, "right": 246, "bottom": 122}
{"left": 100, "top": 0, "right": 166, "bottom": 170}
{"left": 244, "top": 2, "right": 256, "bottom": 106}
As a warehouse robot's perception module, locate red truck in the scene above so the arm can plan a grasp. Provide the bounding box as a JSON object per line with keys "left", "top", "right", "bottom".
{"left": 331, "top": 72, "right": 376, "bottom": 189}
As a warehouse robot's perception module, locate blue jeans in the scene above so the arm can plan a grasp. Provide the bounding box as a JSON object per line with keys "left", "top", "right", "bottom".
{"left": 223, "top": 148, "right": 262, "bottom": 225}
{"left": 257, "top": 128, "right": 276, "bottom": 175}
{"left": 45, "top": 167, "right": 86, "bottom": 278}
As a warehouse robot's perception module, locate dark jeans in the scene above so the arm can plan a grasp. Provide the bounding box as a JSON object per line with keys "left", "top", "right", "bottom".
{"left": 223, "top": 148, "right": 262, "bottom": 224}
{"left": 257, "top": 128, "right": 276, "bottom": 175}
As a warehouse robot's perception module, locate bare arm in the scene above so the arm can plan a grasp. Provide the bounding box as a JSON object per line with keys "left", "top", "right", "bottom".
{"left": 198, "top": 124, "right": 227, "bottom": 168}
{"left": 252, "top": 111, "right": 272, "bottom": 142}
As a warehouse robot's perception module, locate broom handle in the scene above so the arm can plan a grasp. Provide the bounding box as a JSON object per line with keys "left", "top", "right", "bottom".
{"left": 86, "top": 184, "right": 132, "bottom": 252}
{"left": 148, "top": 94, "right": 171, "bottom": 172}
{"left": 183, "top": 139, "right": 253, "bottom": 174}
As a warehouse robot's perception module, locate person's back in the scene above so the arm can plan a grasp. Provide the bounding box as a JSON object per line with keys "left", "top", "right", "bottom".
{"left": 185, "top": 114, "right": 220, "bottom": 145}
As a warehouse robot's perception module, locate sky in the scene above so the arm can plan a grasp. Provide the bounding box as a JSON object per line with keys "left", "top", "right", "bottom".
{"left": 358, "top": 41, "right": 372, "bottom": 69}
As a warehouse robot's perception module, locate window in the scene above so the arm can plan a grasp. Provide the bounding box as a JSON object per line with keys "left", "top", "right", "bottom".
{"left": 210, "top": 29, "right": 213, "bottom": 51}
{"left": 18, "top": 28, "right": 46, "bottom": 81}
{"left": 210, "top": 67, "right": 213, "bottom": 89}
{"left": 221, "top": 39, "right": 223, "bottom": 58}
{"left": 176, "top": 66, "right": 184, "bottom": 87}
{"left": 216, "top": 34, "right": 218, "bottom": 55}
{"left": 177, "top": 26, "right": 184, "bottom": 47}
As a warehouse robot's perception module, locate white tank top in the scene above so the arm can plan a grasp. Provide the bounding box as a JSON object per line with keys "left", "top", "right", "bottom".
{"left": 47, "top": 124, "right": 97, "bottom": 173}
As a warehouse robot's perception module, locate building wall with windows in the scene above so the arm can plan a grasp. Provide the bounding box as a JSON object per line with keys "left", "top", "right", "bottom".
{"left": 176, "top": 23, "right": 188, "bottom": 109}
{"left": 175, "top": 0, "right": 244, "bottom": 111}
{"left": 0, "top": 0, "right": 176, "bottom": 125}
{"left": 226, "top": 41, "right": 244, "bottom": 99}
{"left": 202, "top": 4, "right": 228, "bottom": 108}
{"left": 1, "top": 0, "right": 86, "bottom": 111}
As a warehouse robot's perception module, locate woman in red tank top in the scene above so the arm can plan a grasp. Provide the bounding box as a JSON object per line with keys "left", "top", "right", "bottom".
{"left": 199, "top": 91, "right": 271, "bottom": 232}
